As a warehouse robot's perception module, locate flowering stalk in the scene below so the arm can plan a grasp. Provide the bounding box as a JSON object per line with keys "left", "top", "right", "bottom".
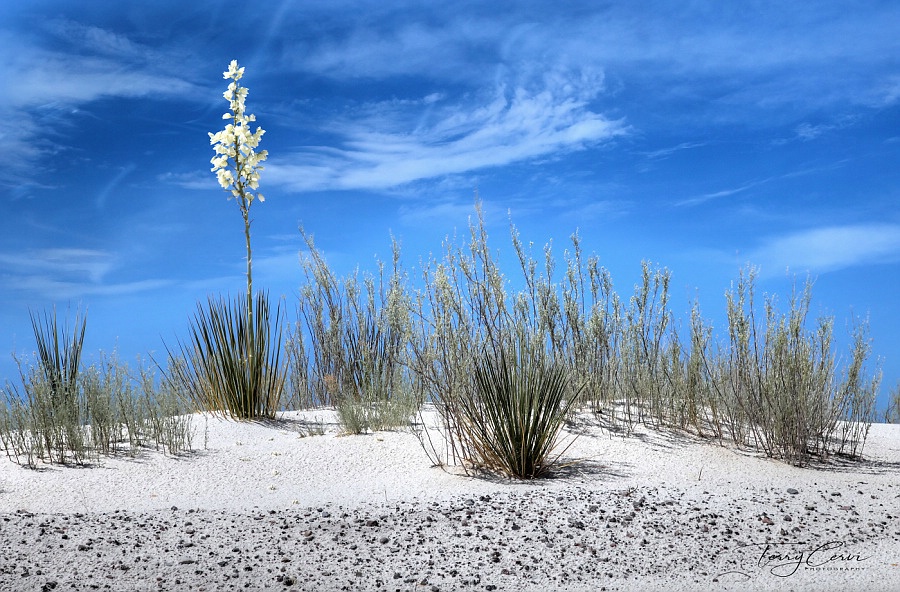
{"left": 208, "top": 60, "right": 268, "bottom": 321}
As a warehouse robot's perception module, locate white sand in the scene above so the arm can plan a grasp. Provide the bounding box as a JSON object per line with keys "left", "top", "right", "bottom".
{"left": 1, "top": 410, "right": 898, "bottom": 591}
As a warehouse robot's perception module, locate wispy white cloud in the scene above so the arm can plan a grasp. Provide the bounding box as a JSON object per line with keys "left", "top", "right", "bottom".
{"left": 748, "top": 224, "right": 900, "bottom": 277}
{"left": 562, "top": 200, "right": 632, "bottom": 223}
{"left": 0, "top": 249, "right": 115, "bottom": 283}
{"left": 95, "top": 163, "right": 136, "bottom": 209}
{"left": 641, "top": 142, "right": 707, "bottom": 160}
{"left": 397, "top": 201, "right": 487, "bottom": 226}
{"left": 769, "top": 115, "right": 861, "bottom": 145}
{"left": 867, "top": 74, "right": 900, "bottom": 107}
{"left": 46, "top": 19, "right": 148, "bottom": 60}
{"left": 12, "top": 276, "right": 172, "bottom": 300}
{"left": 296, "top": 19, "right": 500, "bottom": 81}
{"left": 1, "top": 24, "right": 201, "bottom": 185}
{"left": 677, "top": 161, "right": 849, "bottom": 207}
{"left": 289, "top": 3, "right": 900, "bottom": 115}
{"left": 794, "top": 122, "right": 834, "bottom": 141}
{"left": 6, "top": 45, "right": 198, "bottom": 109}
{"left": 0, "top": 248, "right": 172, "bottom": 299}
{"left": 676, "top": 179, "right": 769, "bottom": 207}
{"left": 566, "top": 4, "right": 900, "bottom": 108}
{"left": 265, "top": 70, "right": 625, "bottom": 193}
{"left": 158, "top": 171, "right": 213, "bottom": 191}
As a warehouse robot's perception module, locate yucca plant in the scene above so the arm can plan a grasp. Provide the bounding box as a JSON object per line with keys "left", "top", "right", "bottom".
{"left": 30, "top": 308, "right": 86, "bottom": 423}
{"left": 168, "top": 292, "right": 285, "bottom": 420}
{"left": 10, "top": 309, "right": 90, "bottom": 465}
{"left": 457, "top": 338, "right": 580, "bottom": 479}
{"left": 178, "top": 60, "right": 285, "bottom": 420}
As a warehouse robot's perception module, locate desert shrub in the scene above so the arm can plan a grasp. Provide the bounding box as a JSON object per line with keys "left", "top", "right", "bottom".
{"left": 715, "top": 269, "right": 879, "bottom": 463}
{"left": 406, "top": 208, "right": 506, "bottom": 467}
{"left": 336, "top": 311, "right": 418, "bottom": 434}
{"left": 0, "top": 310, "right": 90, "bottom": 465}
{"left": 405, "top": 207, "right": 878, "bottom": 467}
{"left": 81, "top": 354, "right": 132, "bottom": 456}
{"left": 1, "top": 370, "right": 88, "bottom": 466}
{"left": 137, "top": 365, "right": 198, "bottom": 454}
{"left": 289, "top": 230, "right": 419, "bottom": 432}
{"left": 285, "top": 204, "right": 879, "bottom": 468}
{"left": 290, "top": 232, "right": 346, "bottom": 409}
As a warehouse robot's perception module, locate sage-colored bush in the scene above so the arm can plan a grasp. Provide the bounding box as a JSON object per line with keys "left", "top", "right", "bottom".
{"left": 277, "top": 205, "right": 881, "bottom": 470}
{"left": 288, "top": 230, "right": 419, "bottom": 433}
{"left": 402, "top": 207, "right": 878, "bottom": 468}
{"left": 886, "top": 382, "right": 900, "bottom": 424}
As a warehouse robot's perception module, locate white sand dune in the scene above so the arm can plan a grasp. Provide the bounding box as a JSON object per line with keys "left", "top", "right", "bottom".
{"left": 1, "top": 410, "right": 898, "bottom": 591}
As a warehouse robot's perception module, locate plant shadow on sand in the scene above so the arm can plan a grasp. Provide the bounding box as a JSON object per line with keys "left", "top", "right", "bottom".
{"left": 256, "top": 413, "right": 339, "bottom": 435}
{"left": 446, "top": 456, "right": 624, "bottom": 486}
{"left": 564, "top": 409, "right": 715, "bottom": 452}
{"left": 802, "top": 453, "right": 900, "bottom": 475}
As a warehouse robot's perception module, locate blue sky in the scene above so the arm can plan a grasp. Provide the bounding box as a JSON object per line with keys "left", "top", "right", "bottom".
{"left": 2, "top": 1, "right": 899, "bottom": 412}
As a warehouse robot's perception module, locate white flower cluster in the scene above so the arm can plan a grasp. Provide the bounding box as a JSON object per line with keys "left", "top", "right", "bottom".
{"left": 208, "top": 60, "right": 268, "bottom": 204}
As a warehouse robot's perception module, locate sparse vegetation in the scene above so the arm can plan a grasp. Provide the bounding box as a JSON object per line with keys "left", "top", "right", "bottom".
{"left": 287, "top": 230, "right": 419, "bottom": 434}
{"left": 0, "top": 312, "right": 197, "bottom": 467}
{"left": 1, "top": 207, "right": 887, "bottom": 472}
{"left": 375, "top": 206, "right": 879, "bottom": 470}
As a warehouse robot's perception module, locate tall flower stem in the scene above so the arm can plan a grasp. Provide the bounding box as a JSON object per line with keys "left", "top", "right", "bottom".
{"left": 242, "top": 205, "right": 252, "bottom": 321}
{"left": 209, "top": 60, "right": 268, "bottom": 343}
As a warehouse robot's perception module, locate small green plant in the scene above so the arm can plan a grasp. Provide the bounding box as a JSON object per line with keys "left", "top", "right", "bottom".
{"left": 0, "top": 309, "right": 90, "bottom": 465}
{"left": 456, "top": 338, "right": 580, "bottom": 479}
{"left": 336, "top": 303, "right": 417, "bottom": 434}
{"left": 139, "top": 366, "right": 198, "bottom": 454}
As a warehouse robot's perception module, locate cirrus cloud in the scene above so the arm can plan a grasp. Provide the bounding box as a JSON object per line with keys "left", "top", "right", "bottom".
{"left": 264, "top": 69, "right": 626, "bottom": 193}
{"left": 749, "top": 224, "right": 900, "bottom": 277}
